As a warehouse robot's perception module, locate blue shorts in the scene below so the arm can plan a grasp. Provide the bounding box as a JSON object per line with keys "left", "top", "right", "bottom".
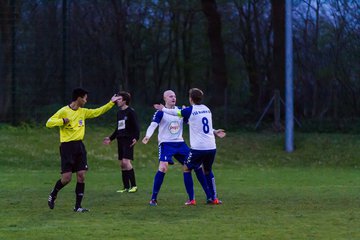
{"left": 158, "top": 142, "right": 190, "bottom": 165}
{"left": 185, "top": 149, "right": 216, "bottom": 171}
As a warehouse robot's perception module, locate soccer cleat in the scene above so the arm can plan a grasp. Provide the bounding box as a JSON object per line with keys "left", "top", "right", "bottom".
{"left": 149, "top": 199, "right": 157, "bottom": 206}
{"left": 128, "top": 186, "right": 138, "bottom": 193}
{"left": 48, "top": 194, "right": 56, "bottom": 209}
{"left": 212, "top": 198, "right": 222, "bottom": 204}
{"left": 207, "top": 198, "right": 223, "bottom": 205}
{"left": 116, "top": 188, "right": 128, "bottom": 193}
{"left": 184, "top": 199, "right": 196, "bottom": 206}
{"left": 73, "top": 207, "right": 89, "bottom": 212}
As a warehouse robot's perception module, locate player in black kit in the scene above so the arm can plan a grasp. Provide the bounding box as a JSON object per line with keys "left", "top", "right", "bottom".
{"left": 103, "top": 91, "right": 140, "bottom": 193}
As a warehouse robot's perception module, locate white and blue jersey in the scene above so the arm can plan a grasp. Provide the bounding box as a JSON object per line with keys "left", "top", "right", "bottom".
{"left": 145, "top": 106, "right": 189, "bottom": 164}
{"left": 151, "top": 107, "right": 184, "bottom": 144}
{"left": 162, "top": 104, "right": 217, "bottom": 170}
{"left": 180, "top": 104, "right": 216, "bottom": 150}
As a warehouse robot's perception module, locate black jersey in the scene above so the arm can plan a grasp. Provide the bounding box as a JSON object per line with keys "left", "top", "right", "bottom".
{"left": 109, "top": 107, "right": 140, "bottom": 141}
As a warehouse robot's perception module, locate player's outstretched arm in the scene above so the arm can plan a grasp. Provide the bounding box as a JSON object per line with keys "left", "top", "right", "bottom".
{"left": 85, "top": 94, "right": 121, "bottom": 119}
{"left": 154, "top": 104, "right": 182, "bottom": 117}
{"left": 142, "top": 122, "right": 158, "bottom": 144}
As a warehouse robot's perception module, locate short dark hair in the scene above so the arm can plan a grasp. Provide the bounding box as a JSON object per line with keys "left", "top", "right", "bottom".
{"left": 189, "top": 88, "right": 203, "bottom": 104}
{"left": 72, "top": 88, "right": 88, "bottom": 101}
{"left": 118, "top": 91, "right": 131, "bottom": 105}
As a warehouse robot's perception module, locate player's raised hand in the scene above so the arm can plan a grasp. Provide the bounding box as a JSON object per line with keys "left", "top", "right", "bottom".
{"left": 214, "top": 129, "right": 226, "bottom": 138}
{"left": 111, "top": 94, "right": 121, "bottom": 103}
{"left": 153, "top": 104, "right": 164, "bottom": 110}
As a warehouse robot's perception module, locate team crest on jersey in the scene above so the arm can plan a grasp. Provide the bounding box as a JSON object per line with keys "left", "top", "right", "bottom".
{"left": 168, "top": 121, "right": 180, "bottom": 134}
{"left": 79, "top": 119, "right": 83, "bottom": 126}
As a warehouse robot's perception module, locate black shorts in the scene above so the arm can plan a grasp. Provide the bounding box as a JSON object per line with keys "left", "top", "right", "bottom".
{"left": 186, "top": 149, "right": 216, "bottom": 171}
{"left": 59, "top": 141, "right": 88, "bottom": 174}
{"left": 116, "top": 137, "right": 134, "bottom": 160}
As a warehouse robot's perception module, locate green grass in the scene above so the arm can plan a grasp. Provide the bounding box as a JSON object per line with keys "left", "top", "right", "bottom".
{"left": 1, "top": 125, "right": 360, "bottom": 239}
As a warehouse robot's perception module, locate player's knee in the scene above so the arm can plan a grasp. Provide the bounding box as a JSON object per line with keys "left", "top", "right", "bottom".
{"left": 158, "top": 161, "right": 168, "bottom": 173}
{"left": 121, "top": 159, "right": 133, "bottom": 170}
{"left": 75, "top": 171, "right": 86, "bottom": 183}
{"left": 203, "top": 166, "right": 211, "bottom": 175}
{"left": 183, "top": 165, "right": 191, "bottom": 173}
{"left": 77, "top": 175, "right": 85, "bottom": 183}
{"left": 120, "top": 163, "right": 126, "bottom": 170}
{"left": 158, "top": 166, "right": 168, "bottom": 173}
{"left": 122, "top": 163, "right": 132, "bottom": 170}
{"left": 61, "top": 175, "right": 72, "bottom": 184}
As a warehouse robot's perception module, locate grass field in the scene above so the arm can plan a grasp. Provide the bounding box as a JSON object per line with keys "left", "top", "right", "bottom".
{"left": 1, "top": 125, "right": 360, "bottom": 239}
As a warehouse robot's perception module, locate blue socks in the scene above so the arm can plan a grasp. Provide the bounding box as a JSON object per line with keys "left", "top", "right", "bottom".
{"left": 183, "top": 172, "right": 195, "bottom": 200}
{"left": 195, "top": 168, "right": 212, "bottom": 199}
{"left": 151, "top": 171, "right": 165, "bottom": 200}
{"left": 151, "top": 169, "right": 216, "bottom": 201}
{"left": 205, "top": 171, "right": 216, "bottom": 199}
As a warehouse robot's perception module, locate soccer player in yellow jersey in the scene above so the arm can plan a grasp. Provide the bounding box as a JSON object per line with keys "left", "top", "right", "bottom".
{"left": 46, "top": 88, "right": 120, "bottom": 212}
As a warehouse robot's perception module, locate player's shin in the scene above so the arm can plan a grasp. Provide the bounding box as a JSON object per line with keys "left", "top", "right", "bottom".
{"left": 195, "top": 167, "right": 212, "bottom": 200}
{"left": 205, "top": 171, "right": 216, "bottom": 199}
{"left": 75, "top": 182, "right": 85, "bottom": 209}
{"left": 183, "top": 172, "right": 195, "bottom": 200}
{"left": 151, "top": 171, "right": 165, "bottom": 200}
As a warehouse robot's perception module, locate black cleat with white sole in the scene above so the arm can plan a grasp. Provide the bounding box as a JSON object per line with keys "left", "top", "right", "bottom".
{"left": 74, "top": 207, "right": 89, "bottom": 213}
{"left": 48, "top": 194, "right": 56, "bottom": 209}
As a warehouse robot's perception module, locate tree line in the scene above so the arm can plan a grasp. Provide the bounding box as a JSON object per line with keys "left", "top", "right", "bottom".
{"left": 0, "top": 0, "right": 359, "bottom": 129}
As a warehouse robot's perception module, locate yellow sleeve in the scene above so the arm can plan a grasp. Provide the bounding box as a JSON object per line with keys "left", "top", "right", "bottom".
{"left": 84, "top": 101, "right": 115, "bottom": 119}
{"left": 46, "top": 108, "right": 65, "bottom": 128}
{"left": 162, "top": 108, "right": 182, "bottom": 117}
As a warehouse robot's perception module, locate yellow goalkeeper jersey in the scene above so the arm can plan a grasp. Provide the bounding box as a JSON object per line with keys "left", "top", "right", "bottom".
{"left": 46, "top": 101, "right": 115, "bottom": 143}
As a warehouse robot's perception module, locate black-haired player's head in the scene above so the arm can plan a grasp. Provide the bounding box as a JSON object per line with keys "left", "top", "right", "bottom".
{"left": 72, "top": 88, "right": 89, "bottom": 107}
{"left": 72, "top": 88, "right": 89, "bottom": 101}
{"left": 118, "top": 91, "right": 131, "bottom": 105}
